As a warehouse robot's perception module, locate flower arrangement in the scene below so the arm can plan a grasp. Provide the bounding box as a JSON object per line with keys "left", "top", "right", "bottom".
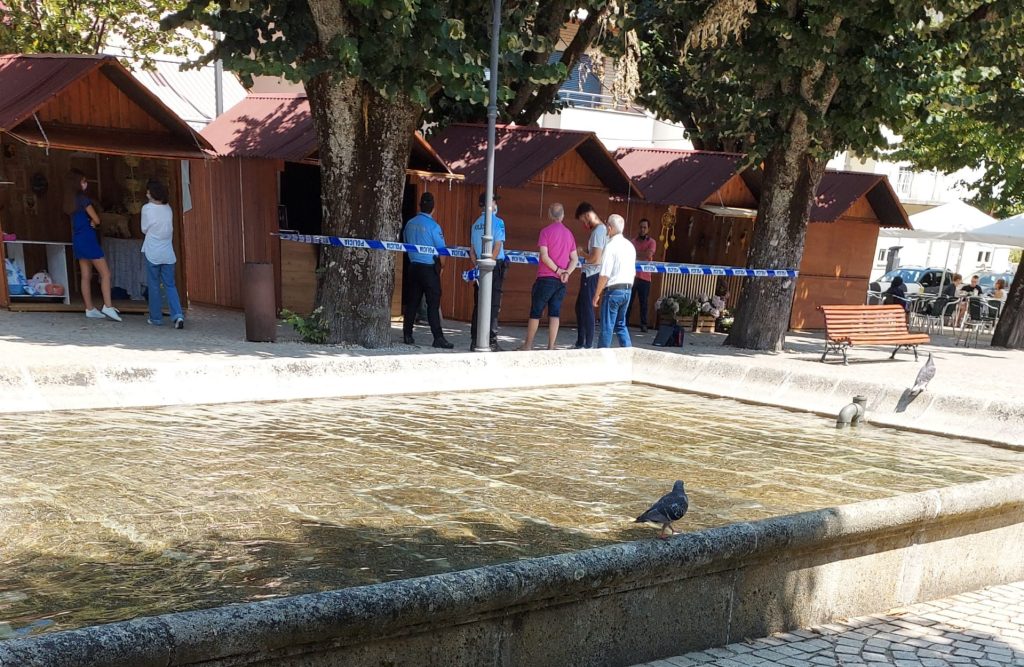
{"left": 696, "top": 294, "right": 729, "bottom": 319}
{"left": 656, "top": 293, "right": 699, "bottom": 321}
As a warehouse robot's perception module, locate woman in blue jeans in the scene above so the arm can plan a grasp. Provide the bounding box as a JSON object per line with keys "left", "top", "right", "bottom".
{"left": 141, "top": 179, "right": 184, "bottom": 329}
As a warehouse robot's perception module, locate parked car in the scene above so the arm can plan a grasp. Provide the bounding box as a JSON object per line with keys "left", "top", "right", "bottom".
{"left": 871, "top": 267, "right": 954, "bottom": 296}
{"left": 976, "top": 270, "right": 1016, "bottom": 293}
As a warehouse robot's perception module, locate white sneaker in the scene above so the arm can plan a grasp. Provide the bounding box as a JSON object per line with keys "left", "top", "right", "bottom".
{"left": 101, "top": 305, "right": 122, "bottom": 322}
{"left": 85, "top": 308, "right": 105, "bottom": 319}
{"left": 173, "top": 318, "right": 184, "bottom": 330}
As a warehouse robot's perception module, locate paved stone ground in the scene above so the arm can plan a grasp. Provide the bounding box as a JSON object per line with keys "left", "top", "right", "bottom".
{"left": 634, "top": 582, "right": 1024, "bottom": 667}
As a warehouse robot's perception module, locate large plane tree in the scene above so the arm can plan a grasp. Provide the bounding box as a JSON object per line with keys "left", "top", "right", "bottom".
{"left": 166, "top": 1, "right": 624, "bottom": 347}
{"left": 636, "top": 0, "right": 1019, "bottom": 351}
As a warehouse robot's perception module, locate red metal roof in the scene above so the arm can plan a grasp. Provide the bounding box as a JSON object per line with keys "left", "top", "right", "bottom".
{"left": 744, "top": 168, "right": 910, "bottom": 228}
{"left": 0, "top": 54, "right": 212, "bottom": 156}
{"left": 812, "top": 170, "right": 909, "bottom": 228}
{"left": 202, "top": 94, "right": 317, "bottom": 162}
{"left": 430, "top": 123, "right": 642, "bottom": 198}
{"left": 202, "top": 94, "right": 453, "bottom": 174}
{"left": 616, "top": 146, "right": 910, "bottom": 229}
{"left": 614, "top": 147, "right": 744, "bottom": 208}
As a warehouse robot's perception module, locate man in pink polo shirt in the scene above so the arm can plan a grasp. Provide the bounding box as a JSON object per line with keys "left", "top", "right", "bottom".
{"left": 520, "top": 203, "right": 578, "bottom": 350}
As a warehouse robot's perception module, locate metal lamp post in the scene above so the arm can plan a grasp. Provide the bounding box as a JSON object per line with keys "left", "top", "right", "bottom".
{"left": 474, "top": 0, "right": 501, "bottom": 352}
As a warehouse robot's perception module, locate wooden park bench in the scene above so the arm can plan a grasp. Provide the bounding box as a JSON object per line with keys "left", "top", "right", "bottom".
{"left": 817, "top": 304, "right": 930, "bottom": 365}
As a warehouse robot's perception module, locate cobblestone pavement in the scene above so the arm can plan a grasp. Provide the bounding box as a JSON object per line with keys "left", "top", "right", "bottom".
{"left": 634, "top": 582, "right": 1024, "bottom": 666}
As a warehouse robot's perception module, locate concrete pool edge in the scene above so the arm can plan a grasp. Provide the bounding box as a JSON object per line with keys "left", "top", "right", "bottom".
{"left": 630, "top": 349, "right": 1024, "bottom": 449}
{"left": 2, "top": 474, "right": 1022, "bottom": 667}
{"left": 3, "top": 347, "right": 1021, "bottom": 449}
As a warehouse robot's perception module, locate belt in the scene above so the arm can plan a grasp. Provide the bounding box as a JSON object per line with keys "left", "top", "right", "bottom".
{"left": 605, "top": 283, "right": 632, "bottom": 292}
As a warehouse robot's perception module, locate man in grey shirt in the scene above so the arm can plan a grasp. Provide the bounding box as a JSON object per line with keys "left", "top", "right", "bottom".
{"left": 573, "top": 202, "right": 607, "bottom": 349}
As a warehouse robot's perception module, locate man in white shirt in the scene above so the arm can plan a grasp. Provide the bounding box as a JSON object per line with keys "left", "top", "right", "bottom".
{"left": 592, "top": 214, "right": 636, "bottom": 348}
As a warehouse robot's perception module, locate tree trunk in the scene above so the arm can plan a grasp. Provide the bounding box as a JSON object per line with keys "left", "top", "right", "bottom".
{"left": 306, "top": 74, "right": 422, "bottom": 347}
{"left": 724, "top": 124, "right": 826, "bottom": 351}
{"left": 992, "top": 256, "right": 1024, "bottom": 348}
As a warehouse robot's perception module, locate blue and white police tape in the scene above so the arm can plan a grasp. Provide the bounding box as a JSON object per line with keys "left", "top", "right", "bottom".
{"left": 461, "top": 264, "right": 796, "bottom": 282}
{"left": 277, "top": 232, "right": 472, "bottom": 259}
{"left": 274, "top": 232, "right": 799, "bottom": 282}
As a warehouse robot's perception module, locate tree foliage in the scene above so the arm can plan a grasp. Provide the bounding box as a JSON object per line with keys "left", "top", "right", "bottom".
{"left": 0, "top": 0, "right": 200, "bottom": 60}
{"left": 632, "top": 0, "right": 1022, "bottom": 350}
{"left": 891, "top": 3, "right": 1024, "bottom": 219}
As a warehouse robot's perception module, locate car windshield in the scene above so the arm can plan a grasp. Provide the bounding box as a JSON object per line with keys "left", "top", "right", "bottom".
{"left": 884, "top": 269, "right": 923, "bottom": 283}
{"left": 979, "top": 273, "right": 1014, "bottom": 290}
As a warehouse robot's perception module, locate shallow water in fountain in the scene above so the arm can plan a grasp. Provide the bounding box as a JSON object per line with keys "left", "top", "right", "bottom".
{"left": 0, "top": 384, "right": 1020, "bottom": 638}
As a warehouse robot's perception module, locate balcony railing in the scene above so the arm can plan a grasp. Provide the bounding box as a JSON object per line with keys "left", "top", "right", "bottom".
{"left": 556, "top": 89, "right": 646, "bottom": 116}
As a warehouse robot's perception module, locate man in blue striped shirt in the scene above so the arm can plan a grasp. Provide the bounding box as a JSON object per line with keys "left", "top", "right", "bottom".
{"left": 402, "top": 192, "right": 454, "bottom": 349}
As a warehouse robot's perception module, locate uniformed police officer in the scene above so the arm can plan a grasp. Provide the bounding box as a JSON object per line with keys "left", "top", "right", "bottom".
{"left": 469, "top": 192, "right": 507, "bottom": 351}
{"left": 402, "top": 192, "right": 454, "bottom": 349}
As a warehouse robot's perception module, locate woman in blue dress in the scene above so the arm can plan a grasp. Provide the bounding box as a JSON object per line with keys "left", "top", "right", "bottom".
{"left": 63, "top": 170, "right": 121, "bottom": 321}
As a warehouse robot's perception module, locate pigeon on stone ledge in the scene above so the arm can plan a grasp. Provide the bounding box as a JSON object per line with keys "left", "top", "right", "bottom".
{"left": 635, "top": 480, "right": 689, "bottom": 539}
{"left": 911, "top": 353, "right": 935, "bottom": 394}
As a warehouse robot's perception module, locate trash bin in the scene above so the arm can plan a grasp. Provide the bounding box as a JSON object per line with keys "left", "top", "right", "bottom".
{"left": 243, "top": 261, "right": 276, "bottom": 342}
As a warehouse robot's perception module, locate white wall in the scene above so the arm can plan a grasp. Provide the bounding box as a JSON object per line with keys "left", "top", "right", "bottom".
{"left": 540, "top": 108, "right": 692, "bottom": 151}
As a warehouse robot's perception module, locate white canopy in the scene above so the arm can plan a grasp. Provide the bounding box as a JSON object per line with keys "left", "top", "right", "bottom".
{"left": 878, "top": 199, "right": 996, "bottom": 239}
{"left": 956, "top": 214, "right": 1024, "bottom": 248}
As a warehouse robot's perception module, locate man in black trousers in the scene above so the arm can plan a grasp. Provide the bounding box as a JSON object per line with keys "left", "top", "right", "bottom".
{"left": 402, "top": 192, "right": 454, "bottom": 349}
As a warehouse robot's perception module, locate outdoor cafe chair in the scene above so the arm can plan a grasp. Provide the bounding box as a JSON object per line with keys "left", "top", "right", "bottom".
{"left": 909, "top": 294, "right": 937, "bottom": 331}
{"left": 955, "top": 298, "right": 1001, "bottom": 348}
{"left": 920, "top": 296, "right": 958, "bottom": 336}
{"left": 865, "top": 290, "right": 885, "bottom": 305}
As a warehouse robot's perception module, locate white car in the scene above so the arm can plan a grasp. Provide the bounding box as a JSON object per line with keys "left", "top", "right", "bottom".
{"left": 871, "top": 267, "right": 954, "bottom": 296}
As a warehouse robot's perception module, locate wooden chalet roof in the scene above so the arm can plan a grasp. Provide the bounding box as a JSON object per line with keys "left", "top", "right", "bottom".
{"left": 429, "top": 123, "right": 642, "bottom": 198}
{"left": 0, "top": 54, "right": 212, "bottom": 158}
{"left": 201, "top": 93, "right": 455, "bottom": 176}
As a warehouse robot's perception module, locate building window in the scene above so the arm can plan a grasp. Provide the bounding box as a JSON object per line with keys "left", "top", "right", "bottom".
{"left": 977, "top": 251, "right": 991, "bottom": 263}
{"left": 896, "top": 168, "right": 914, "bottom": 196}
{"left": 877, "top": 249, "right": 887, "bottom": 261}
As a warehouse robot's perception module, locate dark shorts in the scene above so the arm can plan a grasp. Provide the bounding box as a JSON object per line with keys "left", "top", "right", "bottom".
{"left": 529, "top": 277, "right": 567, "bottom": 319}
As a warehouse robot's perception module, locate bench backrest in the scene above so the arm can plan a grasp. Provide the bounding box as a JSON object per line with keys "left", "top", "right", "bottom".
{"left": 817, "top": 305, "right": 910, "bottom": 337}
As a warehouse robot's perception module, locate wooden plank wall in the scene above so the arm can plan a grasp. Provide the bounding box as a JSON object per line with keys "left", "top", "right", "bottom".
{"left": 182, "top": 157, "right": 281, "bottom": 310}
{"left": 791, "top": 217, "right": 880, "bottom": 329}
{"left": 646, "top": 180, "right": 882, "bottom": 331}
{"left": 33, "top": 69, "right": 169, "bottom": 135}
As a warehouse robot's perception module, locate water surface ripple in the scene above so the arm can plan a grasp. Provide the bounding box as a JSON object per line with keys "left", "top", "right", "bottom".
{"left": 0, "top": 384, "right": 1019, "bottom": 636}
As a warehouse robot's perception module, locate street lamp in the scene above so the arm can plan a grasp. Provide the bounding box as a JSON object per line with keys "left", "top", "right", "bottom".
{"left": 474, "top": 0, "right": 501, "bottom": 352}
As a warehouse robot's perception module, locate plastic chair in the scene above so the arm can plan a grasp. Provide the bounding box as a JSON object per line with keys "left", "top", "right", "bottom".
{"left": 956, "top": 298, "right": 1000, "bottom": 348}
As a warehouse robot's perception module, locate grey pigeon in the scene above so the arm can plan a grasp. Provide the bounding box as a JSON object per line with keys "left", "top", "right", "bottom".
{"left": 635, "top": 480, "right": 689, "bottom": 538}
{"left": 911, "top": 353, "right": 935, "bottom": 393}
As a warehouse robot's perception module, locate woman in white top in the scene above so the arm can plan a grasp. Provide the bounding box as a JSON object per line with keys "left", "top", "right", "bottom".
{"left": 141, "top": 179, "right": 184, "bottom": 328}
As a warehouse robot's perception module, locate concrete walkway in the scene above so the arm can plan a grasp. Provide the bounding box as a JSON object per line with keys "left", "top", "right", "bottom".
{"left": 634, "top": 581, "right": 1024, "bottom": 667}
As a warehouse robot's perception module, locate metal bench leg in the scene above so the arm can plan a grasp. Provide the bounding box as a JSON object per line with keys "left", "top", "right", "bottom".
{"left": 912, "top": 345, "right": 918, "bottom": 361}
{"left": 820, "top": 345, "right": 829, "bottom": 363}
{"left": 890, "top": 345, "right": 900, "bottom": 359}
{"left": 842, "top": 346, "right": 849, "bottom": 366}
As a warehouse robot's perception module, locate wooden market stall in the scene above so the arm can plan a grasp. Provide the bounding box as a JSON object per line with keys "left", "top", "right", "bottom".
{"left": 614, "top": 147, "right": 911, "bottom": 330}
{"left": 188, "top": 93, "right": 459, "bottom": 315}
{"left": 428, "top": 123, "right": 643, "bottom": 326}
{"left": 0, "top": 54, "right": 212, "bottom": 312}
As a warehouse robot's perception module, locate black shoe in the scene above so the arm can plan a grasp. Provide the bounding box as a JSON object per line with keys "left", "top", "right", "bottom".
{"left": 432, "top": 338, "right": 454, "bottom": 349}
{"left": 403, "top": 334, "right": 416, "bottom": 345}
{"left": 572, "top": 343, "right": 585, "bottom": 349}
{"left": 640, "top": 325, "right": 648, "bottom": 333}
{"left": 489, "top": 341, "right": 503, "bottom": 352}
